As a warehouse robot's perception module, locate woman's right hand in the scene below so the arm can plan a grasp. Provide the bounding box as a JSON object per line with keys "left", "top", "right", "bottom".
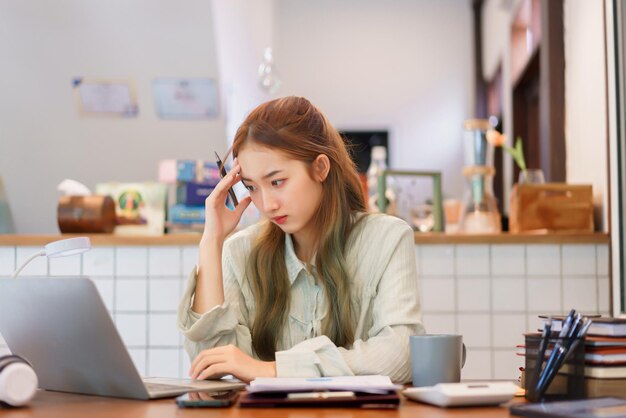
{"left": 201, "top": 159, "right": 252, "bottom": 244}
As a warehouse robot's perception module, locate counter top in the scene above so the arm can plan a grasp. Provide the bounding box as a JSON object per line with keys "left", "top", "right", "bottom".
{"left": 0, "top": 232, "right": 610, "bottom": 246}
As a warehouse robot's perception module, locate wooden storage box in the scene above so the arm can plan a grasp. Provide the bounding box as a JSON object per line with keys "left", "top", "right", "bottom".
{"left": 509, "top": 183, "right": 593, "bottom": 233}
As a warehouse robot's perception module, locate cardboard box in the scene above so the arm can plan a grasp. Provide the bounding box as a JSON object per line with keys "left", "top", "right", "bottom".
{"left": 509, "top": 183, "right": 593, "bottom": 233}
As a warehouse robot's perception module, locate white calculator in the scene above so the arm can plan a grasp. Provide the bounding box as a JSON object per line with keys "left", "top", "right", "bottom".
{"left": 403, "top": 382, "right": 517, "bottom": 407}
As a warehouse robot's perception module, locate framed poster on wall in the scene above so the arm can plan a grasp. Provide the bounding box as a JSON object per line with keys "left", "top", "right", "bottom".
{"left": 72, "top": 77, "right": 139, "bottom": 117}
{"left": 152, "top": 78, "right": 218, "bottom": 119}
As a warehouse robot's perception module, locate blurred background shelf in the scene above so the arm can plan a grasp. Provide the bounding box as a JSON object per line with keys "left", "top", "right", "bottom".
{"left": 0, "top": 232, "right": 609, "bottom": 247}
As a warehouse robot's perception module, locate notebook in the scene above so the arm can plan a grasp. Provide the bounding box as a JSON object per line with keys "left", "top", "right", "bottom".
{"left": 239, "top": 391, "right": 400, "bottom": 408}
{"left": 0, "top": 277, "right": 245, "bottom": 399}
{"left": 540, "top": 315, "right": 626, "bottom": 337}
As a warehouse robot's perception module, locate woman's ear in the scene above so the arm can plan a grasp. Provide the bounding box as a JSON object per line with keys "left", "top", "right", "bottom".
{"left": 313, "top": 154, "right": 331, "bottom": 182}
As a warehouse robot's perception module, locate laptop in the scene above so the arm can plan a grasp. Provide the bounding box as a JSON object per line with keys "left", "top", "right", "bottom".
{"left": 0, "top": 277, "right": 246, "bottom": 399}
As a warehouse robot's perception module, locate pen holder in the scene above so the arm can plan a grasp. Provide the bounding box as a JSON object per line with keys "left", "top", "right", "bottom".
{"left": 524, "top": 334, "right": 586, "bottom": 402}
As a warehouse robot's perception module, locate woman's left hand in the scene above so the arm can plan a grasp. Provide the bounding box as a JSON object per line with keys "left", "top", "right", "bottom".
{"left": 189, "top": 345, "right": 276, "bottom": 383}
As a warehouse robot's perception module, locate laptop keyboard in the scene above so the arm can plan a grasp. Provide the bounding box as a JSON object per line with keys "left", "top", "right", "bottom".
{"left": 145, "top": 382, "right": 195, "bottom": 392}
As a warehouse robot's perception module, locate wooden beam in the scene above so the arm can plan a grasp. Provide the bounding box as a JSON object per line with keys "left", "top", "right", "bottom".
{"left": 539, "top": 0, "right": 566, "bottom": 181}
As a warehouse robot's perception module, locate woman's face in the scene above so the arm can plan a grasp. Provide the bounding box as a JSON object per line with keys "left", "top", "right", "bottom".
{"left": 237, "top": 143, "right": 324, "bottom": 240}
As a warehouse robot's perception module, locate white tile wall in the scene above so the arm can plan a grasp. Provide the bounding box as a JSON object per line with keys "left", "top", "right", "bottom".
{"left": 562, "top": 277, "right": 598, "bottom": 312}
{"left": 492, "top": 278, "right": 525, "bottom": 312}
{"left": 181, "top": 246, "right": 199, "bottom": 277}
{"left": 562, "top": 245, "right": 597, "bottom": 276}
{"left": 0, "top": 242, "right": 610, "bottom": 381}
{"left": 457, "top": 314, "right": 490, "bottom": 348}
{"left": 463, "top": 349, "right": 492, "bottom": 380}
{"left": 420, "top": 278, "right": 455, "bottom": 312}
{"left": 116, "top": 279, "right": 148, "bottom": 312}
{"left": 597, "top": 245, "right": 609, "bottom": 276}
{"left": 15, "top": 247, "right": 47, "bottom": 276}
{"left": 83, "top": 247, "right": 115, "bottom": 277}
{"left": 493, "top": 349, "right": 523, "bottom": 380}
{"left": 492, "top": 314, "right": 526, "bottom": 348}
{"left": 49, "top": 254, "right": 81, "bottom": 276}
{"left": 526, "top": 245, "right": 560, "bottom": 276}
{"left": 421, "top": 245, "right": 454, "bottom": 276}
{"left": 421, "top": 313, "right": 456, "bottom": 334}
{"left": 148, "top": 349, "right": 180, "bottom": 378}
{"left": 116, "top": 314, "right": 147, "bottom": 347}
{"left": 456, "top": 278, "right": 490, "bottom": 311}
{"left": 148, "top": 313, "right": 180, "bottom": 347}
{"left": 92, "top": 278, "right": 115, "bottom": 311}
{"left": 149, "top": 279, "right": 181, "bottom": 311}
{"left": 128, "top": 348, "right": 147, "bottom": 376}
{"left": 527, "top": 277, "right": 562, "bottom": 312}
{"left": 0, "top": 246, "right": 16, "bottom": 276}
{"left": 418, "top": 243, "right": 607, "bottom": 380}
{"left": 456, "top": 245, "right": 490, "bottom": 276}
{"left": 148, "top": 247, "right": 181, "bottom": 277}
{"left": 116, "top": 247, "right": 148, "bottom": 276}
{"left": 526, "top": 312, "right": 561, "bottom": 334}
{"left": 491, "top": 245, "right": 525, "bottom": 276}
{"left": 181, "top": 350, "right": 192, "bottom": 379}
{"left": 598, "top": 276, "right": 611, "bottom": 314}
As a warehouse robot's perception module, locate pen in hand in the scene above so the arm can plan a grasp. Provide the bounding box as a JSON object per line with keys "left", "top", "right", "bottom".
{"left": 214, "top": 151, "right": 239, "bottom": 207}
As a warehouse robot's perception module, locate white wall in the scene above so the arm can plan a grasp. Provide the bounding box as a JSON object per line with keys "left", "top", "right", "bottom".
{"left": 1, "top": 0, "right": 475, "bottom": 233}
{"left": 274, "top": 0, "right": 474, "bottom": 200}
{"left": 563, "top": 0, "right": 608, "bottom": 230}
{"left": 0, "top": 1, "right": 227, "bottom": 233}
{"left": 211, "top": 0, "right": 277, "bottom": 142}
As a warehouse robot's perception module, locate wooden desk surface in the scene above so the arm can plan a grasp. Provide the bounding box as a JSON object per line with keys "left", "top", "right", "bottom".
{"left": 0, "top": 390, "right": 522, "bottom": 418}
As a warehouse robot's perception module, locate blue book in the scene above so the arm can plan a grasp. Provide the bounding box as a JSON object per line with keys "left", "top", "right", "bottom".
{"left": 176, "top": 183, "right": 214, "bottom": 206}
{"left": 176, "top": 160, "right": 221, "bottom": 185}
{"left": 169, "top": 204, "right": 205, "bottom": 224}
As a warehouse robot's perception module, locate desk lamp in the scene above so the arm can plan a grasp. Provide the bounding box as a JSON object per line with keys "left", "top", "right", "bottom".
{"left": 11, "top": 237, "right": 91, "bottom": 278}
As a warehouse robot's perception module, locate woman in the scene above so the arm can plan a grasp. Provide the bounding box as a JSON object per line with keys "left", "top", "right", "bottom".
{"left": 177, "top": 96, "right": 424, "bottom": 383}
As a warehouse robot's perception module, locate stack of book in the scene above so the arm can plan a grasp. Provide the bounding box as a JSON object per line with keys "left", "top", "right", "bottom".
{"left": 518, "top": 315, "right": 626, "bottom": 398}
{"left": 158, "top": 159, "right": 220, "bottom": 233}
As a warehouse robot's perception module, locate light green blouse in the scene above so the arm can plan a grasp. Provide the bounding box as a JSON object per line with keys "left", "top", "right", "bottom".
{"left": 177, "top": 213, "right": 424, "bottom": 383}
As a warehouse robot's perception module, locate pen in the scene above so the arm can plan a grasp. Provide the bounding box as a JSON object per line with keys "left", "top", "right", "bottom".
{"left": 534, "top": 310, "right": 576, "bottom": 398}
{"left": 535, "top": 313, "right": 590, "bottom": 399}
{"left": 535, "top": 317, "right": 590, "bottom": 398}
{"left": 214, "top": 151, "right": 239, "bottom": 207}
{"left": 529, "top": 318, "right": 552, "bottom": 401}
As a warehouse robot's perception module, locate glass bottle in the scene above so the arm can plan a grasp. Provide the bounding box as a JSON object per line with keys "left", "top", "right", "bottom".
{"left": 458, "top": 119, "right": 501, "bottom": 233}
{"left": 366, "top": 146, "right": 397, "bottom": 215}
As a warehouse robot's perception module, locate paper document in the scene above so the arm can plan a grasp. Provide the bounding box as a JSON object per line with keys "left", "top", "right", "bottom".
{"left": 247, "top": 375, "right": 401, "bottom": 394}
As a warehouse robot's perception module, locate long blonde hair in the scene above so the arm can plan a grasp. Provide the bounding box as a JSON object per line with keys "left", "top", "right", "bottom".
{"left": 230, "top": 97, "right": 366, "bottom": 360}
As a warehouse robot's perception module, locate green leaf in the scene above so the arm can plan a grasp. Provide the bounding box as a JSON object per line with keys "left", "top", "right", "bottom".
{"left": 500, "top": 137, "right": 527, "bottom": 171}
{"left": 514, "top": 137, "right": 527, "bottom": 171}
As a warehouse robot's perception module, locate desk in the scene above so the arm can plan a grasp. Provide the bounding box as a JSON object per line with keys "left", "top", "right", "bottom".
{"left": 0, "top": 391, "right": 522, "bottom": 418}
